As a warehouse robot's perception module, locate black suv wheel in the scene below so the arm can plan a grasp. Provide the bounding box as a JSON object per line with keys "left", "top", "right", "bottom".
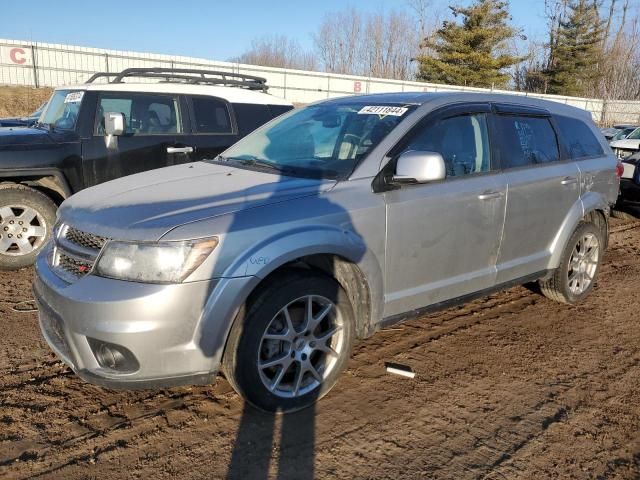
{"left": 0, "top": 184, "right": 57, "bottom": 270}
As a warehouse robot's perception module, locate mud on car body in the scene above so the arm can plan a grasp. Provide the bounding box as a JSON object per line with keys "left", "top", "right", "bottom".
{"left": 34, "top": 92, "right": 620, "bottom": 412}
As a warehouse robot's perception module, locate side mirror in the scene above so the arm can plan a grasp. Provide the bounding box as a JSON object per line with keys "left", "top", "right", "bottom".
{"left": 392, "top": 150, "right": 446, "bottom": 184}
{"left": 104, "top": 112, "right": 125, "bottom": 136}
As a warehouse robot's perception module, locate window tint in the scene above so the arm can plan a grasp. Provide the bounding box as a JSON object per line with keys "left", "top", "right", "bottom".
{"left": 554, "top": 116, "right": 605, "bottom": 159}
{"left": 233, "top": 103, "right": 273, "bottom": 136}
{"left": 191, "top": 97, "right": 232, "bottom": 134}
{"left": 495, "top": 115, "right": 559, "bottom": 168}
{"left": 269, "top": 104, "right": 293, "bottom": 118}
{"left": 96, "top": 93, "right": 181, "bottom": 135}
{"left": 401, "top": 113, "right": 491, "bottom": 177}
{"left": 556, "top": 117, "right": 604, "bottom": 160}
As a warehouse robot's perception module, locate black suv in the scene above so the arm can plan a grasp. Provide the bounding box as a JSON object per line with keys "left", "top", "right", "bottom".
{"left": 0, "top": 68, "right": 293, "bottom": 269}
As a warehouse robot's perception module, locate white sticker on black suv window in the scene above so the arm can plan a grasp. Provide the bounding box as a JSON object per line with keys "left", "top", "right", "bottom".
{"left": 358, "top": 106, "right": 408, "bottom": 117}
{"left": 64, "top": 91, "right": 84, "bottom": 103}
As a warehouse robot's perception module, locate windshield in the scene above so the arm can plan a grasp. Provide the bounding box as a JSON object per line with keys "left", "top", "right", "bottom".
{"left": 625, "top": 127, "right": 640, "bottom": 140}
{"left": 38, "top": 90, "right": 84, "bottom": 130}
{"left": 30, "top": 102, "right": 47, "bottom": 119}
{"left": 219, "top": 103, "right": 416, "bottom": 179}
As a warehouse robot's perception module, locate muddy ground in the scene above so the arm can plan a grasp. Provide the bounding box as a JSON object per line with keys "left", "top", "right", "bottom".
{"left": 0, "top": 218, "right": 639, "bottom": 480}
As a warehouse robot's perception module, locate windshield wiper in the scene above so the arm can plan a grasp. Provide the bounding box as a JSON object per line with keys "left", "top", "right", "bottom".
{"left": 33, "top": 121, "right": 51, "bottom": 131}
{"left": 223, "top": 155, "right": 296, "bottom": 174}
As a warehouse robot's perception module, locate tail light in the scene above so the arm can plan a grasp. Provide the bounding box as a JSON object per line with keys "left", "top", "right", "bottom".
{"left": 616, "top": 161, "right": 624, "bottom": 178}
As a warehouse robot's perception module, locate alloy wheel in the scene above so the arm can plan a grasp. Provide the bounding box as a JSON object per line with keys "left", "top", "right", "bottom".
{"left": 257, "top": 294, "right": 345, "bottom": 398}
{"left": 0, "top": 205, "right": 48, "bottom": 256}
{"left": 567, "top": 232, "right": 599, "bottom": 295}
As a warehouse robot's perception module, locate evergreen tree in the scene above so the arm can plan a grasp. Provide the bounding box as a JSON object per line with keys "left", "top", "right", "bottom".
{"left": 547, "top": 0, "right": 605, "bottom": 96}
{"left": 416, "top": 0, "right": 523, "bottom": 88}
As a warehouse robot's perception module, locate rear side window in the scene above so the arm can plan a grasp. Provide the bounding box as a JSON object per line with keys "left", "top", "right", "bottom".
{"left": 191, "top": 97, "right": 232, "bottom": 134}
{"left": 554, "top": 115, "right": 604, "bottom": 159}
{"left": 233, "top": 103, "right": 273, "bottom": 136}
{"left": 269, "top": 104, "right": 293, "bottom": 118}
{"left": 495, "top": 115, "right": 560, "bottom": 168}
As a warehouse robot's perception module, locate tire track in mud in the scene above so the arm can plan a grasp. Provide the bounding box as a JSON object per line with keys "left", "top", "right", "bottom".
{"left": 1, "top": 219, "right": 639, "bottom": 479}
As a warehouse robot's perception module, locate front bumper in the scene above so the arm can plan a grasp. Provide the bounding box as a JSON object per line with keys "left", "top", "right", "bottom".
{"left": 34, "top": 252, "right": 236, "bottom": 390}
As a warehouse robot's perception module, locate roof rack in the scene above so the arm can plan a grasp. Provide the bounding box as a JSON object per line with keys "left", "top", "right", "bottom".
{"left": 85, "top": 68, "right": 269, "bottom": 91}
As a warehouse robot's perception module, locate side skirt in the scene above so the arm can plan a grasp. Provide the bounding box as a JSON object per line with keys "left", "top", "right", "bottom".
{"left": 378, "top": 270, "right": 550, "bottom": 330}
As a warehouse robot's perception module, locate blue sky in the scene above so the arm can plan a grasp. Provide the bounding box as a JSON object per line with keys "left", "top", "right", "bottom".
{"left": 1, "top": 0, "right": 548, "bottom": 60}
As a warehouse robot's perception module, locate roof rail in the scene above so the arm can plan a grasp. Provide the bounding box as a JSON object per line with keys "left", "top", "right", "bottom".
{"left": 85, "top": 67, "right": 269, "bottom": 91}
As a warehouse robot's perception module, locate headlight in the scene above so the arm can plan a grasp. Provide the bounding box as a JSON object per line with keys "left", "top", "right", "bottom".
{"left": 95, "top": 237, "right": 218, "bottom": 283}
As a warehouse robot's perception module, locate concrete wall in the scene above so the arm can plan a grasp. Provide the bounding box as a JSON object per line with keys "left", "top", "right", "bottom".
{"left": 1, "top": 38, "right": 639, "bottom": 124}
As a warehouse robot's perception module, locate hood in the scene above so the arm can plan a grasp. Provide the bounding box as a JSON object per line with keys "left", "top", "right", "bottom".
{"left": 0, "top": 117, "right": 30, "bottom": 127}
{"left": 59, "top": 161, "right": 337, "bottom": 241}
{"left": 0, "top": 126, "right": 55, "bottom": 146}
{"left": 610, "top": 138, "right": 640, "bottom": 150}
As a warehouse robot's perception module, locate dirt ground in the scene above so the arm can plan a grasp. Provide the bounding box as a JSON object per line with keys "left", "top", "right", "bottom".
{"left": 0, "top": 217, "right": 639, "bottom": 480}
{"left": 0, "top": 86, "right": 51, "bottom": 118}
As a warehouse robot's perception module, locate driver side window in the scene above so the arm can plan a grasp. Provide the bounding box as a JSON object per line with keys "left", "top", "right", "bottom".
{"left": 401, "top": 113, "right": 491, "bottom": 178}
{"left": 95, "top": 93, "right": 181, "bottom": 136}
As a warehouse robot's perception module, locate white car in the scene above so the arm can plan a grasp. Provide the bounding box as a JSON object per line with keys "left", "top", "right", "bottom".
{"left": 610, "top": 127, "right": 640, "bottom": 159}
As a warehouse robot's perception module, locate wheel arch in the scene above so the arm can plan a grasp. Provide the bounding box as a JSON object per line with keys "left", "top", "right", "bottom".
{"left": 0, "top": 170, "right": 72, "bottom": 206}
{"left": 548, "top": 193, "right": 610, "bottom": 269}
{"left": 196, "top": 229, "right": 382, "bottom": 377}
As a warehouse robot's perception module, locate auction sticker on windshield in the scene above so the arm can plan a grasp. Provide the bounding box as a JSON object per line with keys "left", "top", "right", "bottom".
{"left": 358, "top": 106, "right": 408, "bottom": 116}
{"left": 64, "top": 91, "right": 84, "bottom": 103}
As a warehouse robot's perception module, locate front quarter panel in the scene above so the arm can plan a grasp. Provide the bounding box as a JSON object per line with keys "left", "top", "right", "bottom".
{"left": 163, "top": 178, "right": 387, "bottom": 341}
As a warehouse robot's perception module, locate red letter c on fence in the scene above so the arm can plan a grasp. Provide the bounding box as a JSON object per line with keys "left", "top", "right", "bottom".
{"left": 9, "top": 48, "right": 27, "bottom": 65}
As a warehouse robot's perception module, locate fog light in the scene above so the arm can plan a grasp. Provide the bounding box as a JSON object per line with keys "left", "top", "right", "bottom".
{"left": 87, "top": 338, "right": 139, "bottom": 373}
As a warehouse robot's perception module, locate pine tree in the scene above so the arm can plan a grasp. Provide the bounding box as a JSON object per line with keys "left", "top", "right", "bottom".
{"left": 416, "top": 0, "right": 523, "bottom": 88}
{"left": 547, "top": 0, "right": 604, "bottom": 96}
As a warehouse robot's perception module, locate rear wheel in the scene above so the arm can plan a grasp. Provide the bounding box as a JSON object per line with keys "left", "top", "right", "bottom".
{"left": 539, "top": 222, "right": 602, "bottom": 304}
{"left": 222, "top": 271, "right": 354, "bottom": 412}
{"left": 0, "top": 184, "right": 57, "bottom": 270}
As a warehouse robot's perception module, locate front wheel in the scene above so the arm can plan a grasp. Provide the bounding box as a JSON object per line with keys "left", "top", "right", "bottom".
{"left": 0, "top": 184, "right": 57, "bottom": 270}
{"left": 539, "top": 222, "right": 602, "bottom": 304}
{"left": 222, "top": 271, "right": 354, "bottom": 412}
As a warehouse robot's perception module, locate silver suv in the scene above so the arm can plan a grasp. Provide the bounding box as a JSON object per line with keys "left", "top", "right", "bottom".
{"left": 34, "top": 92, "right": 620, "bottom": 412}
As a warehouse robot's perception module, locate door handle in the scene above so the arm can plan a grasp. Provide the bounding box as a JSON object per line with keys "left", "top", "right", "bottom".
{"left": 167, "top": 146, "right": 194, "bottom": 154}
{"left": 477, "top": 191, "right": 503, "bottom": 200}
{"left": 560, "top": 176, "right": 578, "bottom": 185}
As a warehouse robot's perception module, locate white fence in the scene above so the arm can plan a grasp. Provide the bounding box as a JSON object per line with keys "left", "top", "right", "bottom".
{"left": 1, "top": 38, "right": 639, "bottom": 124}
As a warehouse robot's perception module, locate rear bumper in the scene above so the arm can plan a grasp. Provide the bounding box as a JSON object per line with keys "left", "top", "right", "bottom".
{"left": 33, "top": 252, "right": 226, "bottom": 389}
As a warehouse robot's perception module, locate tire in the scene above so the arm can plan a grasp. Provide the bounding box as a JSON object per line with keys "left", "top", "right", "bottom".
{"left": 222, "top": 270, "right": 355, "bottom": 413}
{"left": 539, "top": 222, "right": 603, "bottom": 304}
{"left": 612, "top": 208, "right": 637, "bottom": 221}
{"left": 0, "top": 184, "right": 57, "bottom": 270}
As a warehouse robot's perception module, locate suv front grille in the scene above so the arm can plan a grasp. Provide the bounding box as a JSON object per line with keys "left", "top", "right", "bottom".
{"left": 57, "top": 252, "right": 94, "bottom": 277}
{"left": 50, "top": 224, "right": 109, "bottom": 283}
{"left": 65, "top": 227, "right": 107, "bottom": 250}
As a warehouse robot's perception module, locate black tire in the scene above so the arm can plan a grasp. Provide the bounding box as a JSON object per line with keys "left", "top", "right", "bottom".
{"left": 539, "top": 222, "right": 603, "bottom": 304}
{"left": 0, "top": 184, "right": 57, "bottom": 270}
{"left": 222, "top": 270, "right": 355, "bottom": 413}
{"left": 612, "top": 208, "right": 637, "bottom": 221}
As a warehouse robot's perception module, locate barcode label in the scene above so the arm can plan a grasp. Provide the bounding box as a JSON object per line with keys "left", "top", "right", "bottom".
{"left": 358, "top": 106, "right": 408, "bottom": 117}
